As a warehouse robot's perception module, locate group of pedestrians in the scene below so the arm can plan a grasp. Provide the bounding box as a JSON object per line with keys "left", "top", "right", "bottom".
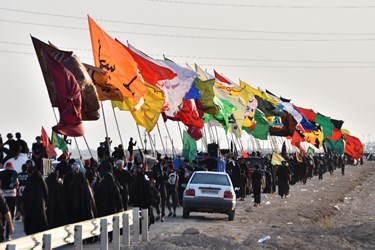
{"left": 0, "top": 131, "right": 355, "bottom": 243}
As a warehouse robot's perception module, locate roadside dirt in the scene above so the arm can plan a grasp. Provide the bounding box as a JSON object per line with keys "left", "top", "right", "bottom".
{"left": 127, "top": 162, "right": 375, "bottom": 250}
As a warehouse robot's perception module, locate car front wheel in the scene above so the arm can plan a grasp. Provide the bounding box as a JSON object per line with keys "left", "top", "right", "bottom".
{"left": 183, "top": 208, "right": 190, "bottom": 218}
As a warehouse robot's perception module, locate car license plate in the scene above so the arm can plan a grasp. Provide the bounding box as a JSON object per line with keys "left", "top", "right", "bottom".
{"left": 201, "top": 189, "right": 218, "bottom": 194}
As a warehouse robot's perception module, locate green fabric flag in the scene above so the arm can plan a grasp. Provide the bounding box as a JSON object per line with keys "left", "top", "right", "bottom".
{"left": 250, "top": 109, "right": 269, "bottom": 140}
{"left": 51, "top": 130, "right": 68, "bottom": 153}
{"left": 307, "top": 146, "right": 315, "bottom": 156}
{"left": 202, "top": 97, "right": 236, "bottom": 132}
{"left": 325, "top": 138, "right": 344, "bottom": 155}
{"left": 315, "top": 113, "right": 334, "bottom": 138}
{"left": 182, "top": 130, "right": 197, "bottom": 161}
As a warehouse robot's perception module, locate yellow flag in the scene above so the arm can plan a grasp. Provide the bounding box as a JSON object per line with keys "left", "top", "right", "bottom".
{"left": 112, "top": 83, "right": 165, "bottom": 132}
{"left": 271, "top": 152, "right": 285, "bottom": 166}
{"left": 341, "top": 128, "right": 350, "bottom": 135}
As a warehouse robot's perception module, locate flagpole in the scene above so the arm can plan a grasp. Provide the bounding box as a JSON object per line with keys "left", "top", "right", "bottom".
{"left": 177, "top": 122, "right": 184, "bottom": 143}
{"left": 112, "top": 108, "right": 126, "bottom": 158}
{"left": 100, "top": 101, "right": 111, "bottom": 155}
{"left": 83, "top": 136, "right": 93, "bottom": 158}
{"left": 136, "top": 124, "right": 145, "bottom": 151}
{"left": 163, "top": 121, "right": 177, "bottom": 157}
{"left": 156, "top": 122, "right": 167, "bottom": 155}
{"left": 215, "top": 126, "right": 220, "bottom": 149}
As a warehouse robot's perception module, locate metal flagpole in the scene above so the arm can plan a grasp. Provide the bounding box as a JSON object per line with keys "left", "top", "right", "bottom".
{"left": 177, "top": 122, "right": 184, "bottom": 142}
{"left": 163, "top": 121, "right": 177, "bottom": 157}
{"left": 100, "top": 101, "right": 111, "bottom": 155}
{"left": 83, "top": 136, "right": 93, "bottom": 158}
{"left": 156, "top": 122, "right": 166, "bottom": 155}
{"left": 136, "top": 124, "right": 145, "bottom": 151}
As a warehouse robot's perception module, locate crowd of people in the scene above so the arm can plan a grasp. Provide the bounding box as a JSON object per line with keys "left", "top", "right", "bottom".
{"left": 0, "top": 132, "right": 357, "bottom": 243}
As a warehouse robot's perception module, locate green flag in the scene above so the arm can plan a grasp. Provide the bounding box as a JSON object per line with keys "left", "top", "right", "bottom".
{"left": 202, "top": 97, "right": 236, "bottom": 132}
{"left": 325, "top": 138, "right": 344, "bottom": 155}
{"left": 315, "top": 113, "right": 334, "bottom": 138}
{"left": 250, "top": 109, "right": 269, "bottom": 140}
{"left": 51, "top": 130, "right": 68, "bottom": 153}
{"left": 307, "top": 146, "right": 315, "bottom": 156}
{"left": 182, "top": 130, "right": 197, "bottom": 161}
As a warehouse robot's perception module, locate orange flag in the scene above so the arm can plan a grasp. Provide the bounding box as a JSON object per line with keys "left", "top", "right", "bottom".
{"left": 41, "top": 127, "right": 57, "bottom": 157}
{"left": 88, "top": 16, "right": 146, "bottom": 109}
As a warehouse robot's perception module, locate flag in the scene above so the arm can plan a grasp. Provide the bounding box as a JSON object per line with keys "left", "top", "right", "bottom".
{"left": 88, "top": 16, "right": 146, "bottom": 108}
{"left": 249, "top": 109, "right": 269, "bottom": 140}
{"left": 330, "top": 118, "right": 344, "bottom": 130}
{"left": 195, "top": 64, "right": 209, "bottom": 81}
{"left": 277, "top": 102, "right": 316, "bottom": 132}
{"left": 41, "top": 127, "right": 57, "bottom": 157}
{"left": 84, "top": 63, "right": 121, "bottom": 101}
{"left": 195, "top": 78, "right": 219, "bottom": 115}
{"left": 344, "top": 134, "right": 363, "bottom": 159}
{"left": 162, "top": 60, "right": 197, "bottom": 117}
{"left": 182, "top": 130, "right": 197, "bottom": 161}
{"left": 291, "top": 130, "right": 304, "bottom": 152}
{"left": 315, "top": 113, "right": 334, "bottom": 138}
{"left": 214, "top": 86, "right": 246, "bottom": 137}
{"left": 304, "top": 128, "right": 324, "bottom": 148}
{"left": 295, "top": 151, "right": 303, "bottom": 163}
{"left": 325, "top": 138, "right": 344, "bottom": 155}
{"left": 31, "top": 36, "right": 100, "bottom": 121}
{"left": 271, "top": 152, "right": 285, "bottom": 166}
{"left": 121, "top": 42, "right": 176, "bottom": 85}
{"left": 51, "top": 131, "right": 68, "bottom": 153}
{"left": 307, "top": 146, "right": 315, "bottom": 156}
{"left": 214, "top": 70, "right": 238, "bottom": 87}
{"left": 202, "top": 97, "right": 236, "bottom": 132}
{"left": 183, "top": 82, "right": 201, "bottom": 100}
{"left": 40, "top": 45, "right": 84, "bottom": 137}
{"left": 327, "top": 128, "right": 343, "bottom": 140}
{"left": 112, "top": 83, "right": 165, "bottom": 132}
{"left": 293, "top": 105, "right": 316, "bottom": 122}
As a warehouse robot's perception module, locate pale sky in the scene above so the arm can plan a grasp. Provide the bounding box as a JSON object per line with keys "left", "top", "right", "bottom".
{"left": 1, "top": 0, "right": 374, "bottom": 156}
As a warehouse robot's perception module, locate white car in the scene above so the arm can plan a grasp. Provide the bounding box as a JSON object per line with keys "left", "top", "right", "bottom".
{"left": 183, "top": 171, "right": 236, "bottom": 221}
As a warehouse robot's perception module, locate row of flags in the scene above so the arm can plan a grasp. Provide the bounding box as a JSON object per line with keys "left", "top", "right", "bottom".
{"left": 31, "top": 16, "right": 363, "bottom": 161}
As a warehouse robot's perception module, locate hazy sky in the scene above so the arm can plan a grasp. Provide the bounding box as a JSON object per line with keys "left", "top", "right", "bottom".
{"left": 1, "top": 0, "right": 374, "bottom": 156}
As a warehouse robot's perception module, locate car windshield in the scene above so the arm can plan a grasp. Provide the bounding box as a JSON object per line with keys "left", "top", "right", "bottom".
{"left": 190, "top": 173, "right": 230, "bottom": 186}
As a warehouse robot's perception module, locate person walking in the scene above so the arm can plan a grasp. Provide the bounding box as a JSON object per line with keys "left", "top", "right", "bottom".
{"left": 251, "top": 164, "right": 264, "bottom": 207}
{"left": 0, "top": 162, "right": 18, "bottom": 241}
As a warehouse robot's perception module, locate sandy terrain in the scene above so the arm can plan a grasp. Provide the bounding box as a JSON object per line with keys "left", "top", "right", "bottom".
{"left": 128, "top": 161, "right": 375, "bottom": 250}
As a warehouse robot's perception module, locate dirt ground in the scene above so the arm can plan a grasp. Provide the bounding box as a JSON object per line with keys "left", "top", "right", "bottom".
{"left": 127, "top": 161, "right": 375, "bottom": 250}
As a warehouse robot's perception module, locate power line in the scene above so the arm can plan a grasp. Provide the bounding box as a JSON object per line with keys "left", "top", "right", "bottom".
{"left": 1, "top": 7, "right": 375, "bottom": 36}
{"left": 2, "top": 19, "right": 375, "bottom": 42}
{"left": 148, "top": 0, "right": 375, "bottom": 9}
{"left": 1, "top": 49, "right": 375, "bottom": 68}
{"left": 2, "top": 41, "right": 375, "bottom": 64}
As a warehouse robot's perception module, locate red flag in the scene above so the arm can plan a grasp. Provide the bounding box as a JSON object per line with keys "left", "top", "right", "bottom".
{"left": 294, "top": 105, "right": 316, "bottom": 122}
{"left": 120, "top": 42, "right": 177, "bottom": 86}
{"left": 42, "top": 47, "right": 84, "bottom": 137}
{"left": 291, "top": 130, "right": 304, "bottom": 152}
{"left": 214, "top": 70, "right": 236, "bottom": 86}
{"left": 344, "top": 134, "right": 363, "bottom": 159}
{"left": 327, "top": 128, "right": 342, "bottom": 140}
{"left": 41, "top": 127, "right": 57, "bottom": 157}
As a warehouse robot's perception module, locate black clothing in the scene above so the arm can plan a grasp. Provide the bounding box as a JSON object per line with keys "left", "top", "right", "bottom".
{"left": 0, "top": 194, "right": 10, "bottom": 242}
{"left": 276, "top": 165, "right": 290, "bottom": 198}
{"left": 252, "top": 169, "right": 263, "bottom": 204}
{"left": 23, "top": 170, "right": 49, "bottom": 235}
{"left": 45, "top": 172, "right": 69, "bottom": 229}
{"left": 95, "top": 172, "right": 123, "bottom": 217}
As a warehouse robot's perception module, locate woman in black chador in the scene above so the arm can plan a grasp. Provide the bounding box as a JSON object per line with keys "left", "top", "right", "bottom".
{"left": 276, "top": 161, "right": 291, "bottom": 198}
{"left": 45, "top": 172, "right": 69, "bottom": 229}
{"left": 95, "top": 170, "right": 124, "bottom": 217}
{"left": 23, "top": 169, "right": 49, "bottom": 235}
